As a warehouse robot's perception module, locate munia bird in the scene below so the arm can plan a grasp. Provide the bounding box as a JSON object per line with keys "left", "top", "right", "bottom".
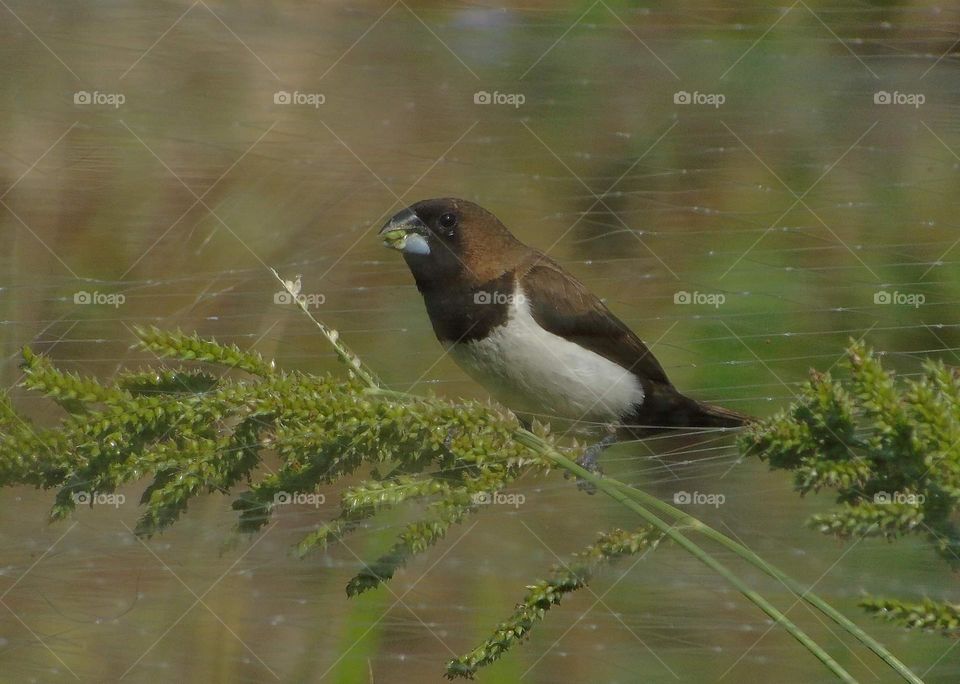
{"left": 379, "top": 197, "right": 750, "bottom": 466}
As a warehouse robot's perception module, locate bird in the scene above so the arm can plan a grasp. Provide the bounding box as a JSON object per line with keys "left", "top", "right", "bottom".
{"left": 378, "top": 197, "right": 750, "bottom": 466}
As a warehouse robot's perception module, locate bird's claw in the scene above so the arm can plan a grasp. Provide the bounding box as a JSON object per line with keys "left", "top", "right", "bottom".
{"left": 569, "top": 434, "right": 616, "bottom": 494}
{"left": 576, "top": 443, "right": 604, "bottom": 473}
{"left": 575, "top": 445, "right": 603, "bottom": 493}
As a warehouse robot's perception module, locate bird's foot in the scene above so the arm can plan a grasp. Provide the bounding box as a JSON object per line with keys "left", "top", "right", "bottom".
{"left": 570, "top": 433, "right": 617, "bottom": 494}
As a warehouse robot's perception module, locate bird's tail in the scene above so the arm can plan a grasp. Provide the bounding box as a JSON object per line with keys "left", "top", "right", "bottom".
{"left": 687, "top": 399, "right": 753, "bottom": 429}
{"left": 625, "top": 384, "right": 753, "bottom": 435}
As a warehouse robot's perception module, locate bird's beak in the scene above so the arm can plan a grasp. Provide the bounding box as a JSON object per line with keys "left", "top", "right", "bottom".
{"left": 379, "top": 208, "right": 431, "bottom": 256}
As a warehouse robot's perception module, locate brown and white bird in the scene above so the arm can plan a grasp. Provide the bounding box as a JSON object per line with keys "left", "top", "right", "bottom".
{"left": 379, "top": 197, "right": 749, "bottom": 455}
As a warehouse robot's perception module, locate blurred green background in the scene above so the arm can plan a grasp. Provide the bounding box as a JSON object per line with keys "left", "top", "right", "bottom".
{"left": 1, "top": 1, "right": 959, "bottom": 682}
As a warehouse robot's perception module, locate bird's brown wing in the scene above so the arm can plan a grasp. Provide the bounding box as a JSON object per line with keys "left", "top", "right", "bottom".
{"left": 516, "top": 252, "right": 672, "bottom": 387}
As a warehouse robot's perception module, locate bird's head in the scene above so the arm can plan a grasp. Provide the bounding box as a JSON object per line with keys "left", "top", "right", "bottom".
{"left": 379, "top": 197, "right": 524, "bottom": 286}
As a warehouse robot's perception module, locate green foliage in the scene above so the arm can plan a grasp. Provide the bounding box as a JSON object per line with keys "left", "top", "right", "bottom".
{"left": 134, "top": 325, "right": 275, "bottom": 377}
{"left": 743, "top": 340, "right": 960, "bottom": 638}
{"left": 860, "top": 597, "right": 960, "bottom": 634}
{"left": 3, "top": 329, "right": 930, "bottom": 680}
{"left": 20, "top": 346, "right": 129, "bottom": 413}
{"left": 446, "top": 527, "right": 661, "bottom": 679}
{"left": 118, "top": 368, "right": 220, "bottom": 395}
{"left": 0, "top": 327, "right": 657, "bottom": 677}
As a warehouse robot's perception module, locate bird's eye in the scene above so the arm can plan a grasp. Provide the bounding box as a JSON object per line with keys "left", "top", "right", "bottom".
{"left": 438, "top": 212, "right": 458, "bottom": 231}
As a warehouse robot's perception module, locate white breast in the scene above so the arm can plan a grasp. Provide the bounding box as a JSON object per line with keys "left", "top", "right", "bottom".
{"left": 448, "top": 286, "right": 645, "bottom": 424}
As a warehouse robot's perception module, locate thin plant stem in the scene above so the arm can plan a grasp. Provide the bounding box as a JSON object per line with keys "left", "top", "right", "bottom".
{"left": 606, "top": 479, "right": 922, "bottom": 684}
{"left": 272, "top": 268, "right": 380, "bottom": 388}
{"left": 513, "top": 429, "right": 859, "bottom": 683}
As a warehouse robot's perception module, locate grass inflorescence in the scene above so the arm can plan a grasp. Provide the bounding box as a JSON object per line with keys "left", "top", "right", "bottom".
{"left": 0, "top": 276, "right": 932, "bottom": 682}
